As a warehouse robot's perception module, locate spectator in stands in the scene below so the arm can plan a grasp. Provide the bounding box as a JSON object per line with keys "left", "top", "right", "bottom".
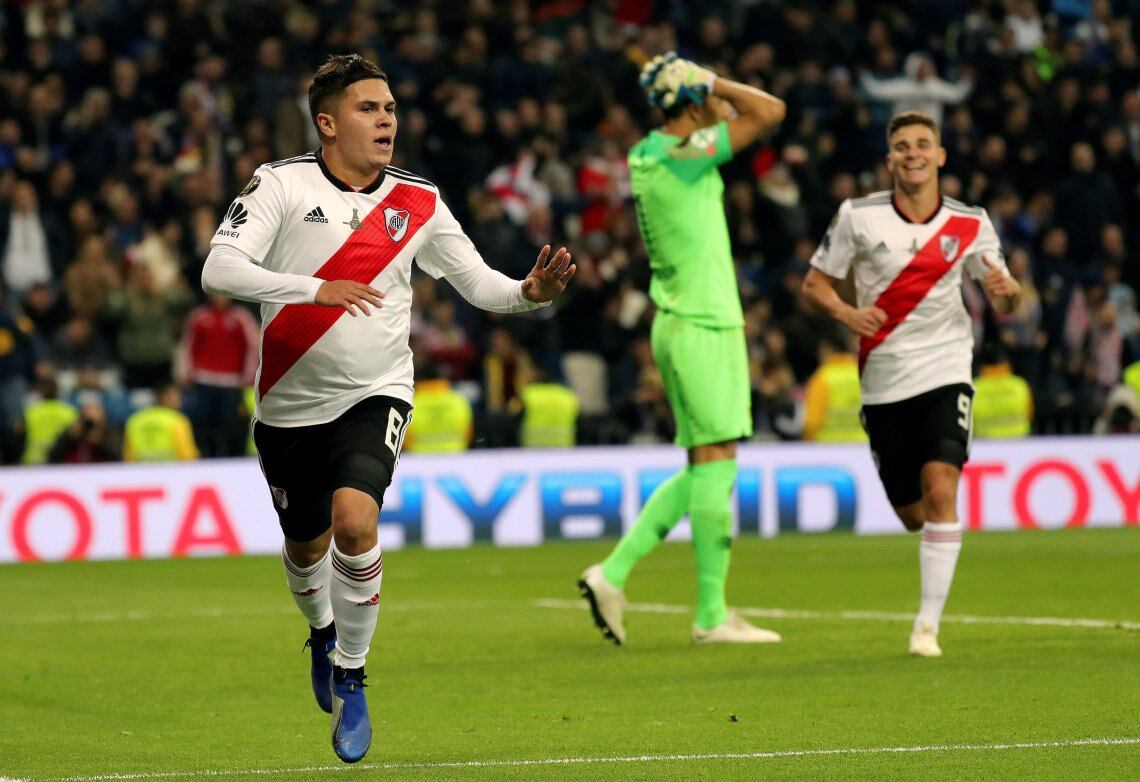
{"left": 610, "top": 334, "right": 673, "bottom": 445}
{"left": 520, "top": 372, "right": 580, "bottom": 448}
{"left": 21, "top": 375, "right": 77, "bottom": 464}
{"left": 104, "top": 263, "right": 193, "bottom": 390}
{"left": 123, "top": 383, "right": 198, "bottom": 462}
{"left": 802, "top": 331, "right": 865, "bottom": 442}
{"left": 63, "top": 235, "right": 120, "bottom": 320}
{"left": 49, "top": 316, "right": 113, "bottom": 372}
{"left": 19, "top": 282, "right": 68, "bottom": 354}
{"left": 49, "top": 400, "right": 119, "bottom": 464}
{"left": 996, "top": 247, "right": 1046, "bottom": 385}
{"left": 1, "top": 180, "right": 56, "bottom": 303}
{"left": 973, "top": 344, "right": 1034, "bottom": 439}
{"left": 404, "top": 364, "right": 473, "bottom": 454}
{"left": 556, "top": 248, "right": 616, "bottom": 416}
{"left": 1093, "top": 384, "right": 1140, "bottom": 435}
{"left": 1055, "top": 142, "right": 1122, "bottom": 264}
{"left": 860, "top": 52, "right": 973, "bottom": 126}
{"left": 420, "top": 298, "right": 478, "bottom": 382}
{"left": 67, "top": 366, "right": 131, "bottom": 427}
{"left": 486, "top": 146, "right": 552, "bottom": 227}
{"left": 177, "top": 295, "right": 259, "bottom": 457}
{"left": 483, "top": 327, "right": 535, "bottom": 416}
{"left": 0, "top": 285, "right": 33, "bottom": 463}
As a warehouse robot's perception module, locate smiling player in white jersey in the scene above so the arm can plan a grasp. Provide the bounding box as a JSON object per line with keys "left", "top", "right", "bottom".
{"left": 201, "top": 54, "right": 574, "bottom": 763}
{"left": 802, "top": 111, "right": 1020, "bottom": 658}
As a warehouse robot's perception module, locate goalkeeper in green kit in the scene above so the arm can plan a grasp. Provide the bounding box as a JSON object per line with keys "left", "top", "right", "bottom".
{"left": 579, "top": 53, "right": 786, "bottom": 645}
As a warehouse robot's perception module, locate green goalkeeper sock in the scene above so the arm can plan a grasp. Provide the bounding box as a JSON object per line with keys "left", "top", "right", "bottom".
{"left": 689, "top": 459, "right": 736, "bottom": 630}
{"left": 601, "top": 469, "right": 692, "bottom": 589}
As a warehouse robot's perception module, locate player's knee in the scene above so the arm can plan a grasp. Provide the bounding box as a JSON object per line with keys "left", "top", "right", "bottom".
{"left": 331, "top": 488, "right": 380, "bottom": 552}
{"left": 921, "top": 476, "right": 958, "bottom": 516}
{"left": 332, "top": 523, "right": 377, "bottom": 555}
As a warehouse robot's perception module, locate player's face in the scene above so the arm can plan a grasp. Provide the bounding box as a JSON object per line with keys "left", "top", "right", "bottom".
{"left": 324, "top": 78, "right": 397, "bottom": 171}
{"left": 885, "top": 125, "right": 946, "bottom": 190}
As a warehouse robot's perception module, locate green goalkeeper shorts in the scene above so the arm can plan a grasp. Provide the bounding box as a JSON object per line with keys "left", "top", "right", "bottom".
{"left": 651, "top": 310, "right": 753, "bottom": 449}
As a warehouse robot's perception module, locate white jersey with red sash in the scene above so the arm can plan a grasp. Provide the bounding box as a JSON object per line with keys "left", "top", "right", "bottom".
{"left": 211, "top": 153, "right": 487, "bottom": 426}
{"left": 810, "top": 192, "right": 1005, "bottom": 405}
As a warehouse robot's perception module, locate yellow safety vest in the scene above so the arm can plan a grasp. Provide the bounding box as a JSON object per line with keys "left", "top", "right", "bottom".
{"left": 124, "top": 406, "right": 199, "bottom": 462}
{"left": 21, "top": 399, "right": 78, "bottom": 464}
{"left": 1124, "top": 361, "right": 1140, "bottom": 403}
{"left": 804, "top": 356, "right": 867, "bottom": 442}
{"left": 407, "top": 382, "right": 472, "bottom": 453}
{"left": 520, "top": 383, "right": 580, "bottom": 448}
{"left": 973, "top": 367, "right": 1032, "bottom": 438}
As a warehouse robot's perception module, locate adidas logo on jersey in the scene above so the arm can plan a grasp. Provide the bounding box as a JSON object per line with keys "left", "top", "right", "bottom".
{"left": 304, "top": 206, "right": 329, "bottom": 223}
{"left": 873, "top": 241, "right": 889, "bottom": 254}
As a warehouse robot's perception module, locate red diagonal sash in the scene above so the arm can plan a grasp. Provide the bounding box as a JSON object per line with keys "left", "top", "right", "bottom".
{"left": 258, "top": 183, "right": 437, "bottom": 398}
{"left": 858, "top": 215, "right": 980, "bottom": 373}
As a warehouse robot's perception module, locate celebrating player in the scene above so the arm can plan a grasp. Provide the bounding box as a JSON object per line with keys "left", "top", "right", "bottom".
{"left": 201, "top": 54, "right": 574, "bottom": 762}
{"left": 578, "top": 54, "right": 785, "bottom": 645}
{"left": 802, "top": 111, "right": 1021, "bottom": 657}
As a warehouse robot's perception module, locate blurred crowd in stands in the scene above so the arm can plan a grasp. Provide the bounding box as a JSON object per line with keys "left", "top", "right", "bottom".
{"left": 2, "top": 0, "right": 1139, "bottom": 464}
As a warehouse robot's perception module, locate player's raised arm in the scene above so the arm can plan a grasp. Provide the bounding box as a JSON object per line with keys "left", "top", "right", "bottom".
{"left": 521, "top": 244, "right": 575, "bottom": 303}
{"left": 640, "top": 53, "right": 784, "bottom": 159}
{"left": 712, "top": 76, "right": 786, "bottom": 153}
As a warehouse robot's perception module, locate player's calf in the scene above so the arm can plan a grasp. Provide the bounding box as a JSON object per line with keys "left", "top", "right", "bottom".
{"left": 893, "top": 502, "right": 925, "bottom": 532}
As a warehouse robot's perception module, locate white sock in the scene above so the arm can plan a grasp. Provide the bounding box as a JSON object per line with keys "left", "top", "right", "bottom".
{"left": 330, "top": 540, "right": 383, "bottom": 669}
{"left": 282, "top": 545, "right": 334, "bottom": 631}
{"left": 916, "top": 521, "right": 963, "bottom": 635}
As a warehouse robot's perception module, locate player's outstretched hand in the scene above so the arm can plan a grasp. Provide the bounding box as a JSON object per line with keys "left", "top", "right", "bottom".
{"left": 315, "top": 279, "right": 385, "bottom": 317}
{"left": 843, "top": 305, "right": 888, "bottom": 337}
{"left": 981, "top": 255, "right": 1020, "bottom": 299}
{"left": 522, "top": 244, "right": 575, "bottom": 303}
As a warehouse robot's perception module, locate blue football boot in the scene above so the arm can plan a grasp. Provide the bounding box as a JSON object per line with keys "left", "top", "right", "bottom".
{"left": 330, "top": 666, "right": 371, "bottom": 763}
{"left": 303, "top": 629, "right": 336, "bottom": 713}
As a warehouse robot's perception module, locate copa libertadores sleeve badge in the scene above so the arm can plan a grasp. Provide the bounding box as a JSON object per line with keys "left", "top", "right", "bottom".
{"left": 239, "top": 175, "right": 261, "bottom": 197}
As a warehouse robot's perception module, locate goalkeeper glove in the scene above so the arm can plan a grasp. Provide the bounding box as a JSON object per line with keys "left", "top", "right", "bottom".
{"left": 640, "top": 52, "right": 717, "bottom": 110}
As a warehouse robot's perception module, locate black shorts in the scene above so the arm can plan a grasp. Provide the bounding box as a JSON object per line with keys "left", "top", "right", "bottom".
{"left": 253, "top": 395, "right": 412, "bottom": 542}
{"left": 861, "top": 383, "right": 973, "bottom": 508}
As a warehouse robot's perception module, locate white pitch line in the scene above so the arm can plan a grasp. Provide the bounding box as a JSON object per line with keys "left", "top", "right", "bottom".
{"left": 12, "top": 600, "right": 496, "bottom": 627}
{"left": 534, "top": 598, "right": 1140, "bottom": 630}
{"left": 46, "top": 737, "right": 1140, "bottom": 781}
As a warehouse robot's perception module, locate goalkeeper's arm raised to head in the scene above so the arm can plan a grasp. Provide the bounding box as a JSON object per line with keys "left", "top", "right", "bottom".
{"left": 713, "top": 77, "right": 786, "bottom": 154}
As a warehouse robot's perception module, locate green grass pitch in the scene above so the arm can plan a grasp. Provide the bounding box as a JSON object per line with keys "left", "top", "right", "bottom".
{"left": 2, "top": 528, "right": 1137, "bottom": 781}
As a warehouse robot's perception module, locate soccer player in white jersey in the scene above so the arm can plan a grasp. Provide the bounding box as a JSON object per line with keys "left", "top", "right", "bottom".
{"left": 200, "top": 54, "right": 575, "bottom": 763}
{"left": 802, "top": 111, "right": 1020, "bottom": 657}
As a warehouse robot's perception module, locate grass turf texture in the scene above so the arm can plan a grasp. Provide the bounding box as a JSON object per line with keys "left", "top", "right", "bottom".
{"left": 1, "top": 528, "right": 1137, "bottom": 781}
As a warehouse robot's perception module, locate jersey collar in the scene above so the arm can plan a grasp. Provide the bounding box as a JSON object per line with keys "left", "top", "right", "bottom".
{"left": 892, "top": 193, "right": 943, "bottom": 224}
{"left": 315, "top": 148, "right": 386, "bottom": 194}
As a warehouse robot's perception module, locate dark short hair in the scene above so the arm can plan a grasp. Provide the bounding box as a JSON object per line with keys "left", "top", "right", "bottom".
{"left": 979, "top": 342, "right": 1009, "bottom": 366}
{"left": 886, "top": 111, "right": 940, "bottom": 146}
{"left": 308, "top": 54, "right": 388, "bottom": 135}
{"left": 662, "top": 93, "right": 703, "bottom": 121}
